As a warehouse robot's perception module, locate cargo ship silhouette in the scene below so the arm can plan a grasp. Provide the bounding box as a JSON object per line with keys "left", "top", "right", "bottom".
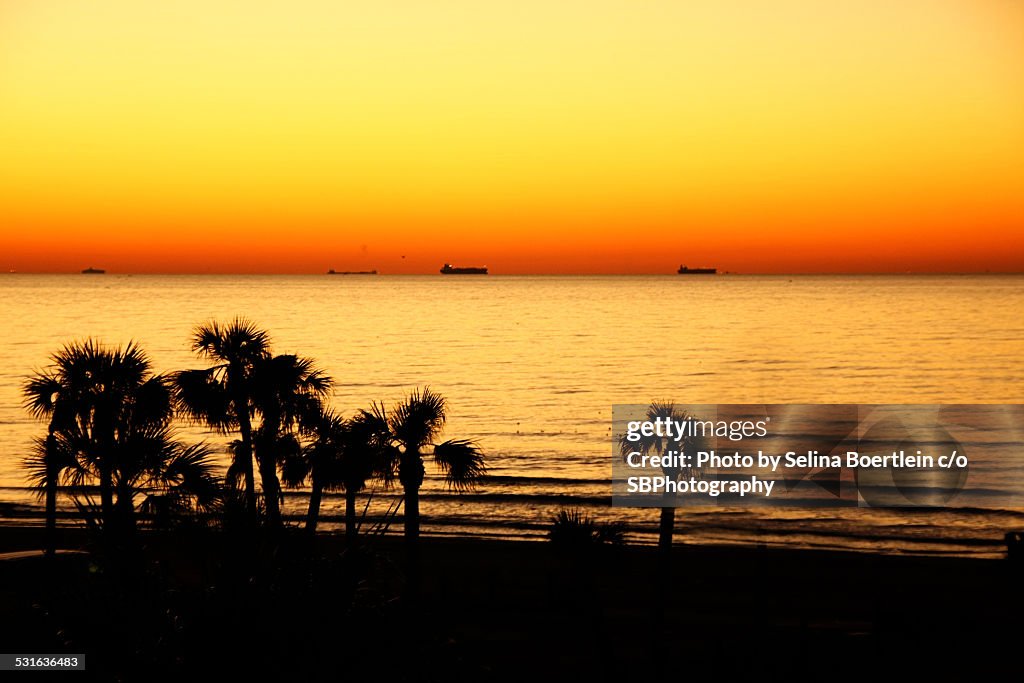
{"left": 677, "top": 265, "right": 716, "bottom": 274}
{"left": 81, "top": 267, "right": 105, "bottom": 274}
{"left": 327, "top": 269, "right": 377, "bottom": 275}
{"left": 440, "top": 264, "right": 488, "bottom": 275}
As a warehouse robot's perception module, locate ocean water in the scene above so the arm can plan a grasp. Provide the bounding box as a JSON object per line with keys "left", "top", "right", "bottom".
{"left": 1, "top": 274, "right": 1023, "bottom": 556}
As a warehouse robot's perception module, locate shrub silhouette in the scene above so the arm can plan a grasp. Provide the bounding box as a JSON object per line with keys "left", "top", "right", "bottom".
{"left": 549, "top": 508, "right": 625, "bottom": 548}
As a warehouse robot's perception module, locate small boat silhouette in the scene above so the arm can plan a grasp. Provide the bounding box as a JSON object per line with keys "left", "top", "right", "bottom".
{"left": 81, "top": 267, "right": 105, "bottom": 274}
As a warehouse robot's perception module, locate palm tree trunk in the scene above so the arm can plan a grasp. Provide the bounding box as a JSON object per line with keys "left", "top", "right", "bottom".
{"left": 259, "top": 454, "right": 282, "bottom": 527}
{"left": 402, "top": 484, "right": 421, "bottom": 601}
{"left": 115, "top": 480, "right": 136, "bottom": 535}
{"left": 44, "top": 433, "right": 58, "bottom": 557}
{"left": 255, "top": 412, "right": 284, "bottom": 527}
{"left": 404, "top": 486, "right": 420, "bottom": 543}
{"left": 96, "top": 417, "right": 116, "bottom": 534}
{"left": 237, "top": 415, "right": 257, "bottom": 521}
{"left": 344, "top": 488, "right": 357, "bottom": 544}
{"left": 399, "top": 450, "right": 424, "bottom": 544}
{"left": 398, "top": 449, "right": 425, "bottom": 601}
{"left": 99, "top": 464, "right": 114, "bottom": 534}
{"left": 305, "top": 477, "right": 323, "bottom": 533}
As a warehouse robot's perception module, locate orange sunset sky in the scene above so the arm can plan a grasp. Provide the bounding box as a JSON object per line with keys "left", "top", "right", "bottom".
{"left": 1, "top": 0, "right": 1023, "bottom": 274}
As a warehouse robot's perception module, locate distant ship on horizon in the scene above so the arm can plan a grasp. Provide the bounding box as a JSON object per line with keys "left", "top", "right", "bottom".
{"left": 677, "top": 265, "right": 716, "bottom": 275}
{"left": 327, "top": 269, "right": 377, "bottom": 275}
{"left": 81, "top": 267, "right": 105, "bottom": 274}
{"left": 440, "top": 264, "right": 488, "bottom": 275}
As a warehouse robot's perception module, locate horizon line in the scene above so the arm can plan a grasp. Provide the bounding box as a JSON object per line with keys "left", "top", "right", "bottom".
{"left": 4, "top": 270, "right": 1023, "bottom": 276}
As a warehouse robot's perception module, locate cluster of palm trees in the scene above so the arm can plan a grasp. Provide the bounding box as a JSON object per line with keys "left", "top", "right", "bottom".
{"left": 23, "top": 318, "right": 486, "bottom": 555}
{"left": 23, "top": 340, "right": 219, "bottom": 550}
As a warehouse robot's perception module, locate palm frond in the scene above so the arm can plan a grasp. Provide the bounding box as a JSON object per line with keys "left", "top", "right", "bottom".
{"left": 138, "top": 439, "right": 223, "bottom": 526}
{"left": 375, "top": 444, "right": 402, "bottom": 489}
{"left": 433, "top": 438, "right": 486, "bottom": 491}
{"left": 192, "top": 317, "right": 272, "bottom": 364}
{"left": 132, "top": 374, "right": 174, "bottom": 421}
{"left": 618, "top": 401, "right": 698, "bottom": 478}
{"left": 111, "top": 340, "right": 152, "bottom": 386}
{"left": 349, "top": 404, "right": 399, "bottom": 488}
{"left": 271, "top": 431, "right": 303, "bottom": 466}
{"left": 274, "top": 355, "right": 333, "bottom": 395}
{"left": 22, "top": 372, "right": 61, "bottom": 421}
{"left": 251, "top": 354, "right": 333, "bottom": 431}
{"left": 23, "top": 437, "right": 54, "bottom": 495}
{"left": 281, "top": 446, "right": 312, "bottom": 488}
{"left": 225, "top": 439, "right": 248, "bottom": 491}
{"left": 172, "top": 368, "right": 235, "bottom": 432}
{"left": 621, "top": 403, "right": 673, "bottom": 454}
{"left": 388, "top": 386, "right": 447, "bottom": 452}
{"left": 157, "top": 442, "right": 222, "bottom": 513}
{"left": 191, "top": 320, "right": 225, "bottom": 356}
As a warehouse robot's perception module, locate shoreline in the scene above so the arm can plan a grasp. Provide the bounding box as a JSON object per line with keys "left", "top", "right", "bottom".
{"left": 0, "top": 521, "right": 1013, "bottom": 560}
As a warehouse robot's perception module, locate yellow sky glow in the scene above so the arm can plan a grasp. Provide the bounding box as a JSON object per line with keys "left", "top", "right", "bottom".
{"left": 1, "top": 0, "right": 1022, "bottom": 273}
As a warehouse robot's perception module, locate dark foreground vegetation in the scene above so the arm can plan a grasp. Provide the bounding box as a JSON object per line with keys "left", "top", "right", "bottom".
{"left": 1, "top": 527, "right": 1024, "bottom": 681}
{"left": 7, "top": 317, "right": 500, "bottom": 679}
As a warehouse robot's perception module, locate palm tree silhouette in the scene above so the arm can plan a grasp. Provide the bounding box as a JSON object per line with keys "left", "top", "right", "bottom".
{"left": 282, "top": 405, "right": 394, "bottom": 540}
{"left": 174, "top": 318, "right": 270, "bottom": 520}
{"left": 250, "top": 353, "right": 332, "bottom": 527}
{"left": 134, "top": 434, "right": 221, "bottom": 528}
{"left": 108, "top": 366, "right": 177, "bottom": 531}
{"left": 23, "top": 340, "right": 150, "bottom": 533}
{"left": 385, "top": 387, "right": 486, "bottom": 546}
{"left": 619, "top": 402, "right": 700, "bottom": 561}
{"left": 24, "top": 340, "right": 220, "bottom": 538}
{"left": 23, "top": 356, "right": 84, "bottom": 555}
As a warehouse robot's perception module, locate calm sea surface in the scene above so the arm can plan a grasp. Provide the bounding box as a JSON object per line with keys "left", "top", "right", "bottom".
{"left": 1, "top": 274, "right": 1023, "bottom": 555}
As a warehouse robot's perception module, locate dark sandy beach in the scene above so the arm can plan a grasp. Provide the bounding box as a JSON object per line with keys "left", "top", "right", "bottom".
{"left": 2, "top": 525, "right": 1021, "bottom": 680}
